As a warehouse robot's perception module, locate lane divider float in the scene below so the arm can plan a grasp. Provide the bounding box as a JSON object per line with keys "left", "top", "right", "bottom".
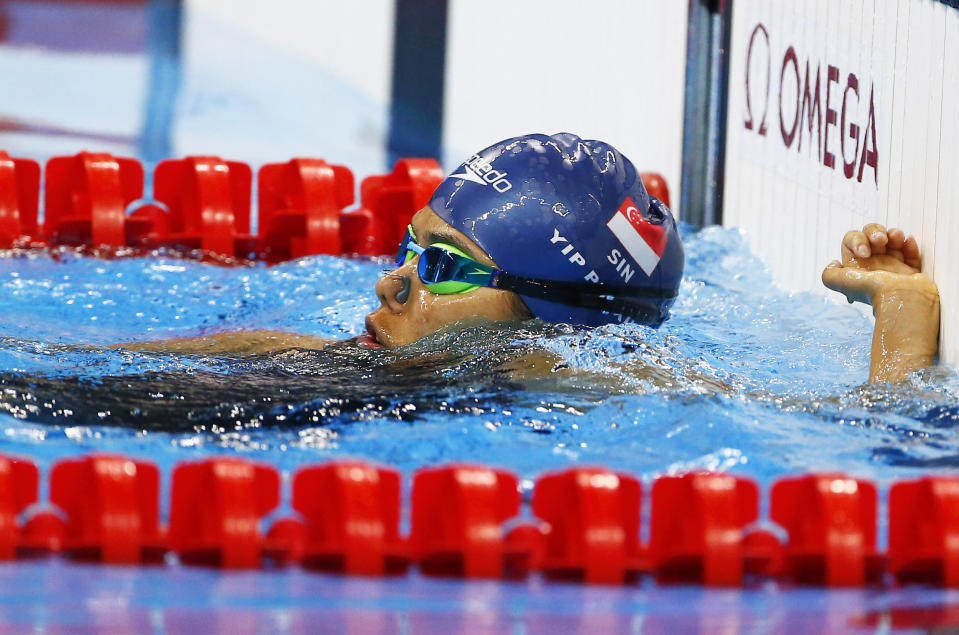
{"left": 0, "top": 453, "right": 955, "bottom": 587}
{"left": 0, "top": 150, "right": 672, "bottom": 263}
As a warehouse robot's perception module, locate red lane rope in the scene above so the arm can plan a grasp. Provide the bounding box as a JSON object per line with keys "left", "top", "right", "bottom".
{"left": 0, "top": 150, "right": 672, "bottom": 263}
{"left": 1, "top": 453, "right": 955, "bottom": 587}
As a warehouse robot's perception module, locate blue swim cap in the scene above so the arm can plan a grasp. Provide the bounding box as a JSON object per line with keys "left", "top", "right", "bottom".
{"left": 428, "top": 133, "right": 684, "bottom": 326}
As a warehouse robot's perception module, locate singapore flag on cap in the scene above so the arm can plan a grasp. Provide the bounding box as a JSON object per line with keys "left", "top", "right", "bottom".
{"left": 606, "top": 197, "right": 668, "bottom": 276}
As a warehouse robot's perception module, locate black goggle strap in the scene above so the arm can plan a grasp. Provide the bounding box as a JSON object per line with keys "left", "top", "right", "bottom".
{"left": 413, "top": 240, "right": 677, "bottom": 324}
{"left": 491, "top": 271, "right": 676, "bottom": 324}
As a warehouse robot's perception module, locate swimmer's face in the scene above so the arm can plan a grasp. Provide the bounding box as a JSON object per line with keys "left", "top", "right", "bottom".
{"left": 364, "top": 206, "right": 529, "bottom": 348}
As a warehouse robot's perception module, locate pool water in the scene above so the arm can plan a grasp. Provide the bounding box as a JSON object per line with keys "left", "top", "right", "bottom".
{"left": 1, "top": 224, "right": 958, "bottom": 633}
{"left": 0, "top": 223, "right": 956, "bottom": 490}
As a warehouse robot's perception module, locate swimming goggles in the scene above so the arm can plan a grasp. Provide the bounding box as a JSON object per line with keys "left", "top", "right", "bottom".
{"left": 395, "top": 225, "right": 488, "bottom": 294}
{"left": 395, "top": 225, "right": 678, "bottom": 323}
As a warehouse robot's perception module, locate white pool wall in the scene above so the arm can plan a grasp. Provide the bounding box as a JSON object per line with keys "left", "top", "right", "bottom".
{"left": 442, "top": 0, "right": 690, "bottom": 206}
{"left": 723, "top": 0, "right": 959, "bottom": 365}
{"left": 0, "top": 1, "right": 147, "bottom": 159}
{"left": 176, "top": 0, "right": 396, "bottom": 178}
{"left": 181, "top": 0, "right": 690, "bottom": 205}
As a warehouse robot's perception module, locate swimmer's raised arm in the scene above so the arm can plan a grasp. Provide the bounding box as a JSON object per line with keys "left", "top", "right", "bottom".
{"left": 822, "top": 223, "right": 940, "bottom": 384}
{"left": 111, "top": 330, "right": 334, "bottom": 355}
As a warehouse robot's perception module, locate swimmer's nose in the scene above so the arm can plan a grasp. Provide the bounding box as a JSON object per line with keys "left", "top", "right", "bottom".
{"left": 375, "top": 273, "right": 412, "bottom": 313}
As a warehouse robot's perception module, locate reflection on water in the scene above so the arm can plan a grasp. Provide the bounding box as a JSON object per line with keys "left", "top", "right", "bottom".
{"left": 11, "top": 559, "right": 959, "bottom": 634}
{"left": 0, "top": 226, "right": 957, "bottom": 483}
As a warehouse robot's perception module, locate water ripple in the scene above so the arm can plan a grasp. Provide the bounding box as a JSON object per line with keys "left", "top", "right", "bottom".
{"left": 0, "top": 226, "right": 955, "bottom": 484}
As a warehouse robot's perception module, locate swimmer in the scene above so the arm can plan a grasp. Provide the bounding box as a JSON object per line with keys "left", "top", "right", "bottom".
{"left": 127, "top": 132, "right": 684, "bottom": 353}
{"left": 823, "top": 224, "right": 940, "bottom": 384}
{"left": 123, "top": 133, "right": 942, "bottom": 385}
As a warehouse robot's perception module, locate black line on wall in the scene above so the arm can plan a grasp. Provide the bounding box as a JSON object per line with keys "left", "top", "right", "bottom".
{"left": 387, "top": 0, "right": 449, "bottom": 167}
{"left": 680, "top": 0, "right": 734, "bottom": 227}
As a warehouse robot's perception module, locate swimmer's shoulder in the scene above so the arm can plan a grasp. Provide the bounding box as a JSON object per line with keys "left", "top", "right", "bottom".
{"left": 110, "top": 330, "right": 335, "bottom": 355}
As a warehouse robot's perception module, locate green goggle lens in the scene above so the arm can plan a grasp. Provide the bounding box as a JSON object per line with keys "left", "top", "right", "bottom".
{"left": 395, "top": 226, "right": 482, "bottom": 294}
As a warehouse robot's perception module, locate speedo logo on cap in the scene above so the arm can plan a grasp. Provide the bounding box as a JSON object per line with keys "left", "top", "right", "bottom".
{"left": 606, "top": 197, "right": 668, "bottom": 276}
{"left": 450, "top": 154, "right": 512, "bottom": 193}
